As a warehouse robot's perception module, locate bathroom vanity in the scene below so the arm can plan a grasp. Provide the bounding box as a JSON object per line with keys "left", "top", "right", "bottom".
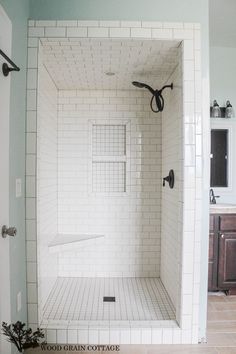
{"left": 209, "top": 205, "right": 236, "bottom": 294}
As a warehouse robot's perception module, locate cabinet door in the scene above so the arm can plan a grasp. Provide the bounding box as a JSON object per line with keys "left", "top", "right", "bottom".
{"left": 218, "top": 232, "right": 236, "bottom": 289}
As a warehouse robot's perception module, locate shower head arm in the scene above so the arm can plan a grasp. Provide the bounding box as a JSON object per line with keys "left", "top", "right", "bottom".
{"left": 159, "top": 83, "right": 173, "bottom": 94}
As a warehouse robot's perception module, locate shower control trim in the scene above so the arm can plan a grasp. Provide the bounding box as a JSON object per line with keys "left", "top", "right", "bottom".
{"left": 1, "top": 225, "right": 17, "bottom": 238}
{"left": 163, "top": 170, "right": 175, "bottom": 189}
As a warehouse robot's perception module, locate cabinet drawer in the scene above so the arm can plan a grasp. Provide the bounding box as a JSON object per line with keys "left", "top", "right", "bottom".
{"left": 219, "top": 215, "right": 236, "bottom": 231}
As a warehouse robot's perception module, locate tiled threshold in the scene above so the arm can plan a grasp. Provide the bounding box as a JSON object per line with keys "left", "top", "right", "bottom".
{"left": 42, "top": 320, "right": 179, "bottom": 345}
{"left": 26, "top": 295, "right": 236, "bottom": 351}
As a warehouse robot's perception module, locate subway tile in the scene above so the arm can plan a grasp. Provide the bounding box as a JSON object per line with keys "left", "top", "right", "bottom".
{"left": 67, "top": 329, "right": 77, "bottom": 344}
{"left": 26, "top": 133, "right": 36, "bottom": 154}
{"left": 142, "top": 21, "right": 162, "bottom": 28}
{"left": 162, "top": 329, "right": 173, "bottom": 344}
{"left": 26, "top": 111, "right": 37, "bottom": 132}
{"left": 27, "top": 283, "right": 37, "bottom": 303}
{"left": 27, "top": 48, "right": 38, "bottom": 68}
{"left": 26, "top": 262, "right": 37, "bottom": 282}
{"left": 26, "top": 220, "right": 36, "bottom": 240}
{"left": 28, "top": 27, "right": 45, "bottom": 37}
{"left": 194, "top": 30, "right": 201, "bottom": 50}
{"left": 28, "top": 37, "right": 39, "bottom": 48}
{"left": 66, "top": 27, "right": 87, "bottom": 37}
{"left": 26, "top": 154, "right": 36, "bottom": 176}
{"left": 26, "top": 240, "right": 37, "bottom": 262}
{"left": 152, "top": 28, "right": 173, "bottom": 39}
{"left": 27, "top": 90, "right": 37, "bottom": 110}
{"left": 36, "top": 20, "right": 56, "bottom": 27}
{"left": 141, "top": 329, "right": 152, "bottom": 344}
{"left": 173, "top": 29, "right": 193, "bottom": 40}
{"left": 88, "top": 329, "right": 99, "bottom": 344}
{"left": 151, "top": 329, "right": 162, "bottom": 344}
{"left": 47, "top": 329, "right": 57, "bottom": 343}
{"left": 45, "top": 27, "right": 66, "bottom": 37}
{"left": 99, "top": 329, "right": 110, "bottom": 344}
{"left": 78, "top": 20, "right": 99, "bottom": 27}
{"left": 130, "top": 329, "right": 141, "bottom": 344}
{"left": 57, "top": 329, "right": 67, "bottom": 344}
{"left": 109, "top": 28, "right": 130, "bottom": 38}
{"left": 109, "top": 330, "right": 120, "bottom": 344}
{"left": 183, "top": 40, "right": 194, "bottom": 60}
{"left": 100, "top": 20, "right": 120, "bottom": 27}
{"left": 57, "top": 20, "right": 77, "bottom": 27}
{"left": 120, "top": 329, "right": 131, "bottom": 344}
{"left": 163, "top": 22, "right": 184, "bottom": 29}
{"left": 88, "top": 27, "right": 109, "bottom": 37}
{"left": 26, "top": 198, "right": 36, "bottom": 219}
{"left": 27, "top": 69, "right": 37, "bottom": 89}
{"left": 28, "top": 304, "right": 38, "bottom": 323}
{"left": 26, "top": 176, "right": 36, "bottom": 197}
{"left": 121, "top": 21, "right": 141, "bottom": 27}
{"left": 131, "top": 28, "right": 151, "bottom": 38}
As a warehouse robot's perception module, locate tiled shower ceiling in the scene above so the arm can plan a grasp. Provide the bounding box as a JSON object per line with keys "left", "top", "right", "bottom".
{"left": 41, "top": 38, "right": 180, "bottom": 90}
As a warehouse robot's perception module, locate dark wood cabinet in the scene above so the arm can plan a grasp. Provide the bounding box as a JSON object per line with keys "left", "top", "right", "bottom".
{"left": 208, "top": 214, "right": 236, "bottom": 292}
{"left": 218, "top": 232, "right": 236, "bottom": 289}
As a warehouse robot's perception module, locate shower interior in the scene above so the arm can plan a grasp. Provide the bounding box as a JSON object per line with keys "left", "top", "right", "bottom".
{"left": 36, "top": 37, "right": 183, "bottom": 329}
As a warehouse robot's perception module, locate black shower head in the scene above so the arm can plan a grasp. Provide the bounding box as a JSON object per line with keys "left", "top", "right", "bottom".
{"left": 132, "top": 81, "right": 155, "bottom": 95}
{"left": 132, "top": 80, "right": 173, "bottom": 113}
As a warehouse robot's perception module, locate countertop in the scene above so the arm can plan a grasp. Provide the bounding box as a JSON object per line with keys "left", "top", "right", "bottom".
{"left": 210, "top": 203, "right": 236, "bottom": 214}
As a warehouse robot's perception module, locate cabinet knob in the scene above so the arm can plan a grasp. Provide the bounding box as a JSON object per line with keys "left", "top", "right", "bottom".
{"left": 221, "top": 234, "right": 224, "bottom": 239}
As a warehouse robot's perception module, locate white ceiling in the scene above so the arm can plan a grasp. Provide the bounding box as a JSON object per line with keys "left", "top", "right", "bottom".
{"left": 210, "top": 0, "right": 236, "bottom": 47}
{"left": 41, "top": 38, "right": 180, "bottom": 90}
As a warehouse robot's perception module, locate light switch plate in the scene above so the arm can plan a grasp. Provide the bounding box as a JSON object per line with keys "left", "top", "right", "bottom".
{"left": 16, "top": 178, "right": 22, "bottom": 198}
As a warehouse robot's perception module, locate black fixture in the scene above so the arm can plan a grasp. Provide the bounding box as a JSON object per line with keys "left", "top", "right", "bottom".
{"left": 0, "top": 49, "right": 20, "bottom": 77}
{"left": 163, "top": 169, "right": 174, "bottom": 189}
{"left": 103, "top": 296, "right": 116, "bottom": 302}
{"left": 209, "top": 188, "right": 220, "bottom": 204}
{"left": 132, "top": 81, "right": 173, "bottom": 113}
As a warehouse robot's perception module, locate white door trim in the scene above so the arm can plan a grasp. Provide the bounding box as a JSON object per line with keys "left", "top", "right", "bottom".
{"left": 0, "top": 4, "right": 12, "bottom": 354}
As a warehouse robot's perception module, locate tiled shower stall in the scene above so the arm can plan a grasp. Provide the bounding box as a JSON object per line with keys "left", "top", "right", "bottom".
{"left": 26, "top": 20, "right": 203, "bottom": 344}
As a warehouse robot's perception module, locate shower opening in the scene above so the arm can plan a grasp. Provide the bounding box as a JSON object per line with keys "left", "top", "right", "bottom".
{"left": 36, "top": 36, "right": 183, "bottom": 339}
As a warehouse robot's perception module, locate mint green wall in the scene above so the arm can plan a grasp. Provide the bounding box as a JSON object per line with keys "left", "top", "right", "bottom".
{"left": 0, "top": 0, "right": 29, "bottom": 326}
{"left": 210, "top": 46, "right": 236, "bottom": 205}
{"left": 210, "top": 47, "right": 236, "bottom": 111}
{"left": 29, "top": 0, "right": 205, "bottom": 22}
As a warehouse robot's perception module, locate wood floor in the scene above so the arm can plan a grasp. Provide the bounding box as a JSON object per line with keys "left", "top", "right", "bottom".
{"left": 26, "top": 294, "right": 236, "bottom": 354}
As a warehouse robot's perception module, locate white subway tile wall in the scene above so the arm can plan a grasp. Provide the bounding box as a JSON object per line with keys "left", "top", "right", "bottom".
{"left": 25, "top": 20, "right": 203, "bottom": 344}
{"left": 36, "top": 44, "right": 58, "bottom": 322}
{"left": 161, "top": 59, "right": 183, "bottom": 317}
{"left": 57, "top": 89, "right": 162, "bottom": 277}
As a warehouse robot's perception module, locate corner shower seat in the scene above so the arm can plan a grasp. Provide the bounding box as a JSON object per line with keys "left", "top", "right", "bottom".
{"left": 48, "top": 234, "right": 105, "bottom": 253}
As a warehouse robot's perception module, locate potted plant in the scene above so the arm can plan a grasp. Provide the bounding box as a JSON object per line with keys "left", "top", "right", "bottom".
{"left": 2, "top": 321, "right": 45, "bottom": 353}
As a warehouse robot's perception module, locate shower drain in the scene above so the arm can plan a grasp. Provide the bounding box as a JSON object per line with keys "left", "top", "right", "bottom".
{"left": 103, "top": 296, "right": 116, "bottom": 302}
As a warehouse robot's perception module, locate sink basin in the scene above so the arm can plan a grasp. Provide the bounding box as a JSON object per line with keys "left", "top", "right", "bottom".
{"left": 210, "top": 203, "right": 236, "bottom": 214}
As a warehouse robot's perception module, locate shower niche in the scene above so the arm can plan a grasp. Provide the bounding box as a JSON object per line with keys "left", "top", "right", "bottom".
{"left": 26, "top": 21, "right": 203, "bottom": 345}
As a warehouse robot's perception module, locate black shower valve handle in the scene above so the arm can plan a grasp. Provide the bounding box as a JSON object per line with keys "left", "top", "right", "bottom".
{"left": 163, "top": 175, "right": 170, "bottom": 187}
{"left": 162, "top": 169, "right": 175, "bottom": 189}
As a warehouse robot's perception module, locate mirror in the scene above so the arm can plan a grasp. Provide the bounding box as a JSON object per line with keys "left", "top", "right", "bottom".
{"left": 210, "top": 129, "right": 228, "bottom": 187}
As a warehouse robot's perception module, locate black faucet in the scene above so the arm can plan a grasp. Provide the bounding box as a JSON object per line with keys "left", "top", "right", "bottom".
{"left": 209, "top": 188, "right": 220, "bottom": 204}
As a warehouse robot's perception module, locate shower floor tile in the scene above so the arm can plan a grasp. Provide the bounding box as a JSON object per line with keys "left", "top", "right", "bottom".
{"left": 42, "top": 277, "right": 175, "bottom": 322}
